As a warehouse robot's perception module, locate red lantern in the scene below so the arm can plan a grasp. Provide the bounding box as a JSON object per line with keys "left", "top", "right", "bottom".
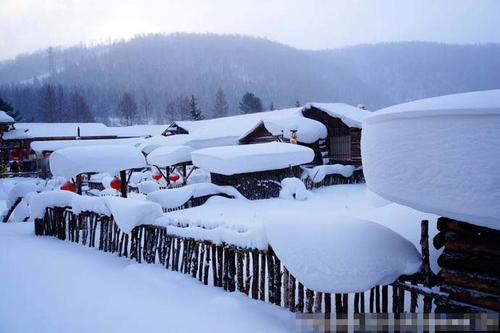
{"left": 20, "top": 148, "right": 28, "bottom": 156}
{"left": 169, "top": 174, "right": 180, "bottom": 182}
{"left": 43, "top": 151, "right": 51, "bottom": 158}
{"left": 110, "top": 178, "right": 122, "bottom": 190}
{"left": 60, "top": 181, "right": 76, "bottom": 192}
{"left": 152, "top": 172, "right": 163, "bottom": 181}
{"left": 10, "top": 150, "right": 19, "bottom": 159}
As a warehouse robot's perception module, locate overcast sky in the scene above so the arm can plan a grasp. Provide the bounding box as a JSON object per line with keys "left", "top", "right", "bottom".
{"left": 1, "top": 0, "right": 499, "bottom": 61}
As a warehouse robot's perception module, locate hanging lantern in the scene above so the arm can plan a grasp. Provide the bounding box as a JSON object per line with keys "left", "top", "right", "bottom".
{"left": 169, "top": 174, "right": 180, "bottom": 182}
{"left": 110, "top": 177, "right": 122, "bottom": 190}
{"left": 290, "top": 129, "right": 298, "bottom": 144}
{"left": 10, "top": 150, "right": 19, "bottom": 159}
{"left": 43, "top": 151, "right": 52, "bottom": 158}
{"left": 60, "top": 181, "right": 76, "bottom": 192}
{"left": 152, "top": 172, "right": 163, "bottom": 181}
{"left": 20, "top": 148, "right": 28, "bottom": 156}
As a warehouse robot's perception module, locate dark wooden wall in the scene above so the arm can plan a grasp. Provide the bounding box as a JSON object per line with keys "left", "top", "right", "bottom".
{"left": 211, "top": 166, "right": 301, "bottom": 200}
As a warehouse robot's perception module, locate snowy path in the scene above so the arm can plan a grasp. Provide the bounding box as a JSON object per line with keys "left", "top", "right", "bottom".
{"left": 0, "top": 223, "right": 294, "bottom": 333}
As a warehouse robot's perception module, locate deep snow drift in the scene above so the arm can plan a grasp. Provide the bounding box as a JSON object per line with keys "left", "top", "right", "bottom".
{"left": 0, "top": 223, "right": 293, "bottom": 333}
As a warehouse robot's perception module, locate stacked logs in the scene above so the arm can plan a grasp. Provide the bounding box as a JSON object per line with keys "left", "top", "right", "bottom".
{"left": 35, "top": 207, "right": 439, "bottom": 314}
{"left": 433, "top": 217, "right": 500, "bottom": 312}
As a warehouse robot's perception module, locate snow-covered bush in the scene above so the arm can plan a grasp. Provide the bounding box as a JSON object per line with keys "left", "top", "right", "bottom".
{"left": 279, "top": 178, "right": 310, "bottom": 200}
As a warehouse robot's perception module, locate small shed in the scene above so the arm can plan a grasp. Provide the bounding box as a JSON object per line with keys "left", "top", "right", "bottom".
{"left": 191, "top": 142, "right": 314, "bottom": 199}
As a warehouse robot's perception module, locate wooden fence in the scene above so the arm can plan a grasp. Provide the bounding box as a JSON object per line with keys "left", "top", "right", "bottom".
{"left": 34, "top": 207, "right": 455, "bottom": 314}
{"left": 303, "top": 169, "right": 365, "bottom": 190}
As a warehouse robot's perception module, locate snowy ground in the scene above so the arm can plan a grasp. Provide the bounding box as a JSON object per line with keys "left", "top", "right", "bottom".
{"left": 0, "top": 223, "right": 294, "bottom": 333}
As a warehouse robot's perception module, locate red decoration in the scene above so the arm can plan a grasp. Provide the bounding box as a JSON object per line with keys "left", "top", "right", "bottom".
{"left": 152, "top": 172, "right": 163, "bottom": 181}
{"left": 168, "top": 174, "right": 180, "bottom": 182}
{"left": 60, "top": 182, "right": 76, "bottom": 192}
{"left": 20, "top": 148, "right": 28, "bottom": 156}
{"left": 110, "top": 178, "right": 122, "bottom": 190}
{"left": 9, "top": 150, "right": 19, "bottom": 159}
{"left": 43, "top": 151, "right": 51, "bottom": 158}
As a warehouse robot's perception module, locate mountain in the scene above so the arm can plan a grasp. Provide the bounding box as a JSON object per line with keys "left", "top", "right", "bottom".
{"left": 0, "top": 33, "right": 499, "bottom": 123}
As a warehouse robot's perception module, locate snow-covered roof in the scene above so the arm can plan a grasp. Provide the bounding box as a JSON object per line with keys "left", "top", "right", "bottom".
{"left": 146, "top": 145, "right": 194, "bottom": 166}
{"left": 30, "top": 137, "right": 144, "bottom": 154}
{"left": 191, "top": 142, "right": 314, "bottom": 175}
{"left": 107, "top": 125, "right": 169, "bottom": 138}
{"left": 0, "top": 110, "right": 15, "bottom": 124}
{"left": 137, "top": 134, "right": 191, "bottom": 154}
{"left": 362, "top": 89, "right": 500, "bottom": 229}
{"left": 3, "top": 122, "right": 114, "bottom": 140}
{"left": 49, "top": 145, "right": 147, "bottom": 179}
{"left": 304, "top": 103, "right": 371, "bottom": 128}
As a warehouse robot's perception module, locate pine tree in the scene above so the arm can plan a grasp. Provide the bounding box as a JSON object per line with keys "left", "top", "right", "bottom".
{"left": 295, "top": 100, "right": 300, "bottom": 107}
{"left": 189, "top": 95, "right": 204, "bottom": 120}
{"left": 118, "top": 92, "right": 138, "bottom": 126}
{"left": 239, "top": 92, "right": 263, "bottom": 114}
{"left": 0, "top": 97, "right": 22, "bottom": 121}
{"left": 212, "top": 88, "right": 229, "bottom": 118}
{"left": 39, "top": 84, "right": 57, "bottom": 122}
{"left": 269, "top": 102, "right": 275, "bottom": 111}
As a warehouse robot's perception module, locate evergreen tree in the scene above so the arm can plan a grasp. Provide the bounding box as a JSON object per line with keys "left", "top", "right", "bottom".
{"left": 212, "top": 88, "right": 229, "bottom": 118}
{"left": 239, "top": 92, "right": 263, "bottom": 114}
{"left": 176, "top": 96, "right": 190, "bottom": 121}
{"left": 70, "top": 90, "right": 94, "bottom": 122}
{"left": 269, "top": 102, "right": 275, "bottom": 111}
{"left": 39, "top": 84, "right": 57, "bottom": 122}
{"left": 55, "top": 85, "right": 65, "bottom": 121}
{"left": 118, "top": 92, "right": 138, "bottom": 126}
{"left": 0, "top": 97, "right": 22, "bottom": 121}
{"left": 188, "top": 95, "right": 204, "bottom": 120}
{"left": 295, "top": 100, "right": 300, "bottom": 107}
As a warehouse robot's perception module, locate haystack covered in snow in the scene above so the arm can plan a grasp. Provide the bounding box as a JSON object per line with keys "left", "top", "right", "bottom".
{"left": 192, "top": 142, "right": 314, "bottom": 199}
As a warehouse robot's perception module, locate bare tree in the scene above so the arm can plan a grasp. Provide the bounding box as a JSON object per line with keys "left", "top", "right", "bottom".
{"left": 118, "top": 92, "right": 138, "bottom": 126}
{"left": 212, "top": 88, "right": 229, "bottom": 118}
{"left": 39, "top": 84, "right": 57, "bottom": 122}
{"left": 70, "top": 90, "right": 94, "bottom": 122}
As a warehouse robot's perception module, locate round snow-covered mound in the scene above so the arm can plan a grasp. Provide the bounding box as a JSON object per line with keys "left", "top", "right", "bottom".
{"left": 265, "top": 214, "right": 421, "bottom": 293}
{"left": 362, "top": 90, "right": 500, "bottom": 229}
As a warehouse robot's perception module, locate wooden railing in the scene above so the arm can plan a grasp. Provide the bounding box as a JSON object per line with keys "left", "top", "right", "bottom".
{"left": 35, "top": 207, "right": 450, "bottom": 314}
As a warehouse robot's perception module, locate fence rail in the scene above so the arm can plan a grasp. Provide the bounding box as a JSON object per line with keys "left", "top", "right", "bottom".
{"left": 34, "top": 207, "right": 452, "bottom": 314}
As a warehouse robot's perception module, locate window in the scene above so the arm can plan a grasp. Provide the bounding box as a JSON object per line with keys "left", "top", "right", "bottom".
{"left": 330, "top": 135, "right": 351, "bottom": 160}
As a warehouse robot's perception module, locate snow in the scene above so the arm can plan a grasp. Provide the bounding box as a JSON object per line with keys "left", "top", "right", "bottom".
{"left": 71, "top": 196, "right": 111, "bottom": 216}
{"left": 6, "top": 181, "right": 39, "bottom": 209}
{"left": 265, "top": 214, "right": 421, "bottom": 293}
{"left": 0, "top": 223, "right": 293, "bottom": 333}
{"left": 146, "top": 145, "right": 194, "bottom": 166}
{"left": 49, "top": 145, "right": 147, "bottom": 179}
{"left": 31, "top": 137, "right": 142, "bottom": 154}
{"left": 137, "top": 180, "right": 160, "bottom": 194}
{"left": 3, "top": 122, "right": 113, "bottom": 140}
{"left": 28, "top": 190, "right": 78, "bottom": 219}
{"left": 279, "top": 178, "right": 310, "bottom": 200}
{"left": 108, "top": 125, "right": 169, "bottom": 138}
{"left": 138, "top": 134, "right": 191, "bottom": 154}
{"left": 304, "top": 103, "right": 371, "bottom": 128}
{"left": 301, "top": 164, "right": 356, "bottom": 183}
{"left": 103, "top": 196, "right": 163, "bottom": 233}
{"left": 147, "top": 183, "right": 243, "bottom": 209}
{"left": 191, "top": 142, "right": 315, "bottom": 175}
{"left": 0, "top": 110, "right": 15, "bottom": 123}
{"left": 363, "top": 89, "right": 500, "bottom": 229}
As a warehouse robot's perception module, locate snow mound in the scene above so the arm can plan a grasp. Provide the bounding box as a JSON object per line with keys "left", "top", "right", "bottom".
{"left": 265, "top": 214, "right": 421, "bottom": 293}
{"left": 29, "top": 190, "right": 78, "bottom": 219}
{"left": 137, "top": 180, "right": 160, "bottom": 195}
{"left": 279, "top": 178, "right": 310, "bottom": 200}
{"left": 192, "top": 142, "right": 314, "bottom": 175}
{"left": 147, "top": 183, "right": 242, "bottom": 209}
{"left": 363, "top": 89, "right": 500, "bottom": 229}
{"left": 6, "top": 181, "right": 39, "bottom": 209}
{"left": 304, "top": 103, "right": 370, "bottom": 128}
{"left": 71, "top": 196, "right": 111, "bottom": 216}
{"left": 103, "top": 197, "right": 163, "bottom": 233}
{"left": 49, "top": 145, "right": 147, "bottom": 179}
{"left": 147, "top": 145, "right": 194, "bottom": 166}
{"left": 301, "top": 164, "right": 356, "bottom": 183}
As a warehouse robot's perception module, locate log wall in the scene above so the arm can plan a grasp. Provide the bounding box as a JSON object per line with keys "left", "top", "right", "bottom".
{"left": 34, "top": 208, "right": 443, "bottom": 315}
{"left": 433, "top": 217, "right": 500, "bottom": 312}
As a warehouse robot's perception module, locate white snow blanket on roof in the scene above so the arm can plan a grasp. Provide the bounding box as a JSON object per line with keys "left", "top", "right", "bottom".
{"left": 31, "top": 137, "right": 142, "bottom": 154}
{"left": 147, "top": 145, "right": 194, "bottom": 166}
{"left": 265, "top": 214, "right": 421, "bottom": 293}
{"left": 29, "top": 190, "right": 78, "bottom": 219}
{"left": 0, "top": 110, "right": 15, "bottom": 123}
{"left": 245, "top": 116, "right": 327, "bottom": 144}
{"left": 49, "top": 145, "right": 147, "bottom": 179}
{"left": 103, "top": 197, "right": 163, "bottom": 233}
{"left": 147, "top": 183, "right": 242, "bottom": 209}
{"left": 363, "top": 89, "right": 500, "bottom": 229}
{"left": 4, "top": 122, "right": 112, "bottom": 140}
{"left": 192, "top": 142, "right": 314, "bottom": 175}
{"left": 107, "top": 125, "right": 168, "bottom": 138}
{"left": 304, "top": 103, "right": 370, "bottom": 128}
{"left": 138, "top": 134, "right": 191, "bottom": 154}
